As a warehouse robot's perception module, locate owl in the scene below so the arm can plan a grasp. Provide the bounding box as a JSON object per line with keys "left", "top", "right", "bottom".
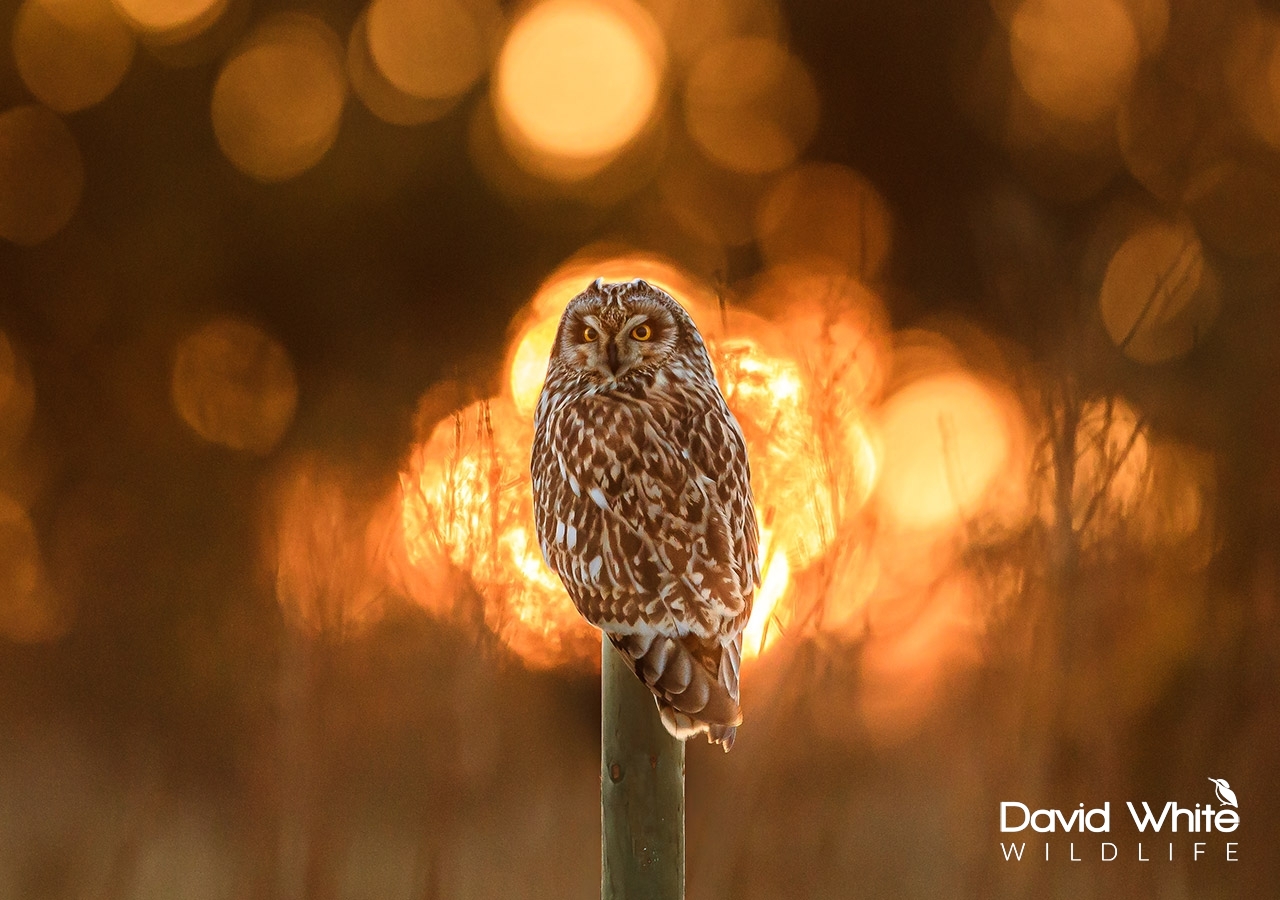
{"left": 531, "top": 278, "right": 759, "bottom": 750}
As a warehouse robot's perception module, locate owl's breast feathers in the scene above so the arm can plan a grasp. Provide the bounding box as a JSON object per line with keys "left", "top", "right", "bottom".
{"left": 531, "top": 378, "right": 757, "bottom": 642}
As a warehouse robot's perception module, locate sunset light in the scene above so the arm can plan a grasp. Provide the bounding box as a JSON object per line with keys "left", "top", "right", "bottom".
{"left": 13, "top": 0, "right": 134, "bottom": 113}
{"left": 211, "top": 14, "right": 347, "bottom": 182}
{"left": 0, "top": 3, "right": 1255, "bottom": 894}
{"left": 494, "top": 0, "right": 664, "bottom": 178}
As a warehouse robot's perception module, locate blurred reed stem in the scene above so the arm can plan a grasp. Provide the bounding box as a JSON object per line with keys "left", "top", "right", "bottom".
{"left": 601, "top": 638, "right": 684, "bottom": 900}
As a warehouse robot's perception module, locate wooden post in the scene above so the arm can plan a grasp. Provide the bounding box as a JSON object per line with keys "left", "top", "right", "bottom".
{"left": 601, "top": 638, "right": 685, "bottom": 900}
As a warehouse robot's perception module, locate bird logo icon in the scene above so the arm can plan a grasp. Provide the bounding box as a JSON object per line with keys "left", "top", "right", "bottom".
{"left": 1209, "top": 778, "right": 1238, "bottom": 808}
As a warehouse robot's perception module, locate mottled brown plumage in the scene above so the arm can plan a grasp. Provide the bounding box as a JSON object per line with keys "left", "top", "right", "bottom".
{"left": 530, "top": 278, "right": 758, "bottom": 749}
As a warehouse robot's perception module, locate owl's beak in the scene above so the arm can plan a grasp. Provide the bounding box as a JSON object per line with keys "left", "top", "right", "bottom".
{"left": 605, "top": 338, "right": 620, "bottom": 374}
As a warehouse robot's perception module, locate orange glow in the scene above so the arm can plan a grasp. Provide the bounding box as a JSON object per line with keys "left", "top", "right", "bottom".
{"left": 755, "top": 164, "right": 893, "bottom": 280}
{"left": 171, "top": 317, "right": 298, "bottom": 454}
{"left": 1130, "top": 0, "right": 1170, "bottom": 58}
{"left": 493, "top": 0, "right": 664, "bottom": 179}
{"left": 0, "top": 105, "right": 84, "bottom": 246}
{"left": 1067, "top": 397, "right": 1150, "bottom": 539}
{"left": 1137, "top": 441, "right": 1214, "bottom": 565}
{"left": 0, "top": 494, "right": 71, "bottom": 643}
{"left": 715, "top": 335, "right": 844, "bottom": 570}
{"left": 1182, "top": 160, "right": 1280, "bottom": 259}
{"left": 1099, "top": 220, "right": 1219, "bottom": 364}
{"left": 211, "top": 14, "right": 347, "bottom": 183}
{"left": 0, "top": 331, "right": 36, "bottom": 457}
{"left": 1224, "top": 10, "right": 1280, "bottom": 151}
{"left": 509, "top": 314, "right": 562, "bottom": 418}
{"left": 13, "top": 0, "right": 135, "bottom": 113}
{"left": 1117, "top": 69, "right": 1199, "bottom": 203}
{"left": 746, "top": 265, "right": 888, "bottom": 406}
{"left": 646, "top": 0, "right": 783, "bottom": 67}
{"left": 399, "top": 397, "right": 598, "bottom": 669}
{"left": 1009, "top": 0, "right": 1139, "bottom": 123}
{"left": 875, "top": 372, "right": 1026, "bottom": 532}
{"left": 110, "top": 0, "right": 225, "bottom": 42}
{"left": 740, "top": 524, "right": 789, "bottom": 659}
{"left": 657, "top": 148, "right": 770, "bottom": 249}
{"left": 684, "top": 36, "right": 819, "bottom": 175}
{"left": 365, "top": 0, "right": 498, "bottom": 103}
{"left": 395, "top": 254, "right": 884, "bottom": 667}
{"left": 857, "top": 573, "right": 984, "bottom": 743}
{"left": 348, "top": 12, "right": 460, "bottom": 126}
{"left": 504, "top": 253, "right": 721, "bottom": 418}
{"left": 274, "top": 464, "right": 388, "bottom": 637}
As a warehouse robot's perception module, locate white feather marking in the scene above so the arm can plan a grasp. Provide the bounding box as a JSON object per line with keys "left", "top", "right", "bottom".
{"left": 588, "top": 556, "right": 602, "bottom": 579}
{"left": 568, "top": 474, "right": 580, "bottom": 497}
{"left": 555, "top": 521, "right": 565, "bottom": 543}
{"left": 567, "top": 525, "right": 577, "bottom": 550}
{"left": 588, "top": 487, "right": 608, "bottom": 509}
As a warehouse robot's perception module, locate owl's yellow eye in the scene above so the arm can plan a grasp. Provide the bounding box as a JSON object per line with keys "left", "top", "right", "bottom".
{"left": 631, "top": 323, "right": 652, "bottom": 341}
{"left": 582, "top": 325, "right": 598, "bottom": 342}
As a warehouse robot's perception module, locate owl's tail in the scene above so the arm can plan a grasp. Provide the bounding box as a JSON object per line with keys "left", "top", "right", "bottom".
{"left": 608, "top": 630, "right": 743, "bottom": 752}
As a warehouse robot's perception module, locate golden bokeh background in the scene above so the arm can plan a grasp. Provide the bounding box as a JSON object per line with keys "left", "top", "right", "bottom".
{"left": 0, "top": 0, "right": 1276, "bottom": 896}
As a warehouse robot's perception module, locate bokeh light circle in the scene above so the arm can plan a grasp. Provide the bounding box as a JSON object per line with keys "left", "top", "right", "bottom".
{"left": 1063, "top": 397, "right": 1150, "bottom": 541}
{"left": 400, "top": 396, "right": 598, "bottom": 669}
{"left": 110, "top": 0, "right": 226, "bottom": 43}
{"left": 0, "top": 105, "right": 84, "bottom": 246}
{"left": 684, "top": 36, "right": 819, "bottom": 175}
{"left": 1137, "top": 441, "right": 1214, "bottom": 565}
{"left": 1099, "top": 221, "right": 1220, "bottom": 364}
{"left": 509, "top": 314, "right": 563, "bottom": 418}
{"left": 348, "top": 11, "right": 462, "bottom": 125}
{"left": 211, "top": 14, "right": 347, "bottom": 182}
{"left": 366, "top": 0, "right": 497, "bottom": 102}
{"left": 171, "top": 317, "right": 299, "bottom": 454}
{"left": 493, "top": 0, "right": 664, "bottom": 178}
{"left": 1009, "top": 0, "right": 1139, "bottom": 123}
{"left": 13, "top": 0, "right": 136, "bottom": 113}
{"left": 875, "top": 372, "right": 1024, "bottom": 532}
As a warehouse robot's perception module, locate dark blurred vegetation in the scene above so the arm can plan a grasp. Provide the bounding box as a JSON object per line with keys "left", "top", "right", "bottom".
{"left": 0, "top": 0, "right": 1277, "bottom": 897}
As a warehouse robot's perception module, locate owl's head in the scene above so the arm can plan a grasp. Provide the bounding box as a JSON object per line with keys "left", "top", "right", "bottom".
{"left": 548, "top": 278, "right": 708, "bottom": 386}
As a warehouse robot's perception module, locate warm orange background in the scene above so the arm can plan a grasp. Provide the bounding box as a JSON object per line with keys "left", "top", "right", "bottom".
{"left": 0, "top": 0, "right": 1274, "bottom": 897}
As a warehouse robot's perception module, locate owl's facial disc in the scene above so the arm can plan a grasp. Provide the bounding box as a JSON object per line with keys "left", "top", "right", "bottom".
{"left": 553, "top": 280, "right": 686, "bottom": 388}
{"left": 569, "top": 311, "right": 673, "bottom": 383}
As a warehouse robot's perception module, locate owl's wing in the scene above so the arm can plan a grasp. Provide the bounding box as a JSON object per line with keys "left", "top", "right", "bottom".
{"left": 690, "top": 396, "right": 760, "bottom": 598}
{"left": 534, "top": 393, "right": 753, "bottom": 641}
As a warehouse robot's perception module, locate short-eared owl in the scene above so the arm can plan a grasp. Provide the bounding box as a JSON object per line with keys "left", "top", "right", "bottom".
{"left": 531, "top": 278, "right": 758, "bottom": 750}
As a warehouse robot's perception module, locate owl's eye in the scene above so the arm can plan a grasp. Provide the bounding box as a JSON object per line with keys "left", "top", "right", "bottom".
{"left": 582, "top": 325, "right": 598, "bottom": 342}
{"left": 630, "top": 323, "right": 652, "bottom": 341}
